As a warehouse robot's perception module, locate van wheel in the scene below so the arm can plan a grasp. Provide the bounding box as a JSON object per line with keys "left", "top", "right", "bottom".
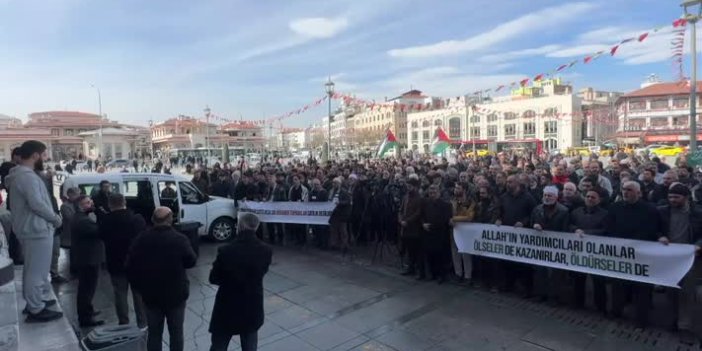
{"left": 209, "top": 217, "right": 234, "bottom": 242}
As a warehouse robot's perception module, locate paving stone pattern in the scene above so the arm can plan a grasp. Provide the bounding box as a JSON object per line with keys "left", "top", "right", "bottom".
{"left": 50, "top": 242, "right": 700, "bottom": 351}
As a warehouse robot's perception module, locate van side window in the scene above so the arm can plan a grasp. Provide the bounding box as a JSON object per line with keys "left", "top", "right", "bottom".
{"left": 124, "top": 180, "right": 155, "bottom": 225}
{"left": 157, "top": 181, "right": 179, "bottom": 217}
{"left": 179, "top": 181, "right": 204, "bottom": 204}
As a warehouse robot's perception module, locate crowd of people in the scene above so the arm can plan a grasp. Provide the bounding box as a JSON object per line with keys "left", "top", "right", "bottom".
{"left": 1, "top": 139, "right": 702, "bottom": 349}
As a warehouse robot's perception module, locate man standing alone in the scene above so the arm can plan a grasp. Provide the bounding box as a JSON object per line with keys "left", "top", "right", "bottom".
{"left": 209, "top": 213, "right": 272, "bottom": 351}
{"left": 99, "top": 193, "right": 147, "bottom": 328}
{"left": 6, "top": 140, "right": 63, "bottom": 322}
{"left": 126, "top": 207, "right": 197, "bottom": 351}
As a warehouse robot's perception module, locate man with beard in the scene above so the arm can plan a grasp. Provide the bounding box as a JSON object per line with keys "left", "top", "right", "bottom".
{"left": 91, "top": 180, "right": 112, "bottom": 223}
{"left": 658, "top": 183, "right": 702, "bottom": 344}
{"left": 640, "top": 168, "right": 658, "bottom": 202}
{"left": 71, "top": 195, "right": 105, "bottom": 327}
{"left": 420, "top": 185, "right": 452, "bottom": 283}
{"left": 449, "top": 183, "right": 475, "bottom": 285}
{"left": 606, "top": 181, "right": 660, "bottom": 328}
{"left": 650, "top": 170, "right": 678, "bottom": 205}
{"left": 560, "top": 182, "right": 584, "bottom": 212}
{"left": 99, "top": 193, "right": 147, "bottom": 328}
{"left": 474, "top": 185, "right": 501, "bottom": 291}
{"left": 531, "top": 186, "right": 570, "bottom": 303}
{"left": 6, "top": 141, "right": 63, "bottom": 322}
{"left": 497, "top": 175, "right": 536, "bottom": 295}
{"left": 399, "top": 178, "right": 423, "bottom": 278}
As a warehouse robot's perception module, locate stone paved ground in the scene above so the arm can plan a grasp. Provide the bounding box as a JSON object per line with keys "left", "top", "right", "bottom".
{"left": 50, "top": 241, "right": 701, "bottom": 351}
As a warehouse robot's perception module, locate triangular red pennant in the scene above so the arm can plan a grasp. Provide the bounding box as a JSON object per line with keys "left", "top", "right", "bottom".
{"left": 584, "top": 56, "right": 593, "bottom": 64}
{"left": 638, "top": 32, "right": 649, "bottom": 42}
{"left": 556, "top": 64, "right": 567, "bottom": 71}
{"left": 610, "top": 45, "right": 620, "bottom": 56}
{"left": 519, "top": 78, "right": 529, "bottom": 87}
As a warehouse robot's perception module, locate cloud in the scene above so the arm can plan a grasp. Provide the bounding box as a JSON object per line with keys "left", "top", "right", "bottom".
{"left": 387, "top": 2, "right": 596, "bottom": 58}
{"left": 479, "top": 45, "right": 562, "bottom": 63}
{"left": 546, "top": 44, "right": 610, "bottom": 58}
{"left": 289, "top": 17, "right": 349, "bottom": 39}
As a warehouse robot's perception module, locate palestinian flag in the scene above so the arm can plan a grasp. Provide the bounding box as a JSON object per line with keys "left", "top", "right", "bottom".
{"left": 376, "top": 129, "right": 398, "bottom": 158}
{"left": 431, "top": 128, "right": 451, "bottom": 155}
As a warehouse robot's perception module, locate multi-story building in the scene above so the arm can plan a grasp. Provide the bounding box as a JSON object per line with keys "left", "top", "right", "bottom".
{"left": 278, "top": 128, "right": 308, "bottom": 150}
{"left": 352, "top": 90, "right": 438, "bottom": 150}
{"left": 407, "top": 78, "right": 582, "bottom": 153}
{"left": 219, "top": 121, "right": 266, "bottom": 152}
{"left": 322, "top": 108, "right": 356, "bottom": 151}
{"left": 615, "top": 78, "right": 701, "bottom": 145}
{"left": 578, "top": 87, "right": 621, "bottom": 143}
{"left": 24, "top": 111, "right": 121, "bottom": 160}
{"left": 78, "top": 126, "right": 152, "bottom": 160}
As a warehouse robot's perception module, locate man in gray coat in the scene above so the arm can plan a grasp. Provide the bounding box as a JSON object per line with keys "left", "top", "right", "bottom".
{"left": 6, "top": 140, "right": 63, "bottom": 322}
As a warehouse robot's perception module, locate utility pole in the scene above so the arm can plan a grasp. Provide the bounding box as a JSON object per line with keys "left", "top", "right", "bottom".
{"left": 683, "top": 0, "right": 702, "bottom": 150}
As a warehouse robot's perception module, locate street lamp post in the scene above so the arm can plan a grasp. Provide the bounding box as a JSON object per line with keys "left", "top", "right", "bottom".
{"left": 683, "top": 0, "right": 702, "bottom": 151}
{"left": 204, "top": 106, "right": 211, "bottom": 159}
{"left": 324, "top": 78, "right": 335, "bottom": 162}
{"left": 90, "top": 84, "right": 103, "bottom": 159}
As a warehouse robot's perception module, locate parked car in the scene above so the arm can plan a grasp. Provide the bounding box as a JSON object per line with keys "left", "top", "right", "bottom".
{"left": 62, "top": 172, "right": 237, "bottom": 241}
{"left": 106, "top": 159, "right": 130, "bottom": 168}
{"left": 650, "top": 145, "right": 684, "bottom": 157}
{"left": 634, "top": 144, "right": 665, "bottom": 156}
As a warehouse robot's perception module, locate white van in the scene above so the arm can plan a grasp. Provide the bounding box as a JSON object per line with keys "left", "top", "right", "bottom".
{"left": 62, "top": 173, "right": 237, "bottom": 241}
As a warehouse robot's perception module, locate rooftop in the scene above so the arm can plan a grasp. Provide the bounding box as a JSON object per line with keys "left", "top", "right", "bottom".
{"left": 622, "top": 81, "right": 702, "bottom": 98}
{"left": 220, "top": 121, "right": 261, "bottom": 130}
{"left": 28, "top": 111, "right": 101, "bottom": 118}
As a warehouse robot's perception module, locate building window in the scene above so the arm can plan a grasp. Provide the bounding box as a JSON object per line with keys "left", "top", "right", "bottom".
{"left": 411, "top": 131, "right": 418, "bottom": 140}
{"left": 650, "top": 118, "right": 669, "bottom": 128}
{"left": 434, "top": 119, "right": 443, "bottom": 126}
{"left": 544, "top": 121, "right": 557, "bottom": 134}
{"left": 411, "top": 121, "right": 418, "bottom": 128}
{"left": 487, "top": 125, "right": 498, "bottom": 137}
{"left": 543, "top": 107, "right": 558, "bottom": 117}
{"left": 626, "top": 118, "right": 645, "bottom": 130}
{"left": 504, "top": 124, "right": 516, "bottom": 137}
{"left": 448, "top": 117, "right": 461, "bottom": 139}
{"left": 523, "top": 122, "right": 536, "bottom": 136}
{"left": 487, "top": 114, "right": 498, "bottom": 122}
{"left": 51, "top": 129, "right": 59, "bottom": 136}
{"left": 115, "top": 144, "right": 123, "bottom": 159}
{"left": 673, "top": 98, "right": 689, "bottom": 109}
{"left": 545, "top": 138, "right": 558, "bottom": 150}
{"left": 422, "top": 130, "right": 430, "bottom": 139}
{"left": 673, "top": 116, "right": 688, "bottom": 127}
{"left": 650, "top": 99, "right": 669, "bottom": 110}
{"left": 629, "top": 99, "right": 646, "bottom": 111}
{"left": 469, "top": 115, "right": 480, "bottom": 123}
{"left": 470, "top": 127, "right": 480, "bottom": 138}
{"left": 422, "top": 120, "right": 431, "bottom": 127}
{"left": 522, "top": 110, "right": 536, "bottom": 119}
{"left": 64, "top": 129, "right": 74, "bottom": 136}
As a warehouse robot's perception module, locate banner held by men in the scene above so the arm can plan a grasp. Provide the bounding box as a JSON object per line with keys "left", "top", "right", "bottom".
{"left": 453, "top": 223, "right": 695, "bottom": 288}
{"left": 238, "top": 201, "right": 335, "bottom": 225}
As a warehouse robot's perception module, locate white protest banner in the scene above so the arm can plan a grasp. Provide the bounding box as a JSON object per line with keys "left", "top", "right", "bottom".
{"left": 453, "top": 223, "right": 695, "bottom": 288}
{"left": 239, "top": 201, "right": 335, "bottom": 225}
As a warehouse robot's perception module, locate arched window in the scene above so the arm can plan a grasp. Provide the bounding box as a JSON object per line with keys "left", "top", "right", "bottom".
{"left": 487, "top": 114, "right": 498, "bottom": 123}
{"left": 543, "top": 107, "right": 558, "bottom": 117}
{"left": 411, "top": 121, "right": 418, "bottom": 128}
{"left": 448, "top": 117, "right": 461, "bottom": 139}
{"left": 504, "top": 112, "right": 517, "bottom": 120}
{"left": 422, "top": 120, "right": 431, "bottom": 127}
{"left": 522, "top": 110, "right": 536, "bottom": 119}
{"left": 412, "top": 144, "right": 418, "bottom": 150}
{"left": 434, "top": 119, "right": 443, "bottom": 126}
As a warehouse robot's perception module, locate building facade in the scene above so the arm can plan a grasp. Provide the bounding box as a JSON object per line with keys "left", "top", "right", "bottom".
{"left": 278, "top": 128, "right": 308, "bottom": 150}
{"left": 615, "top": 80, "right": 702, "bottom": 145}
{"left": 407, "top": 79, "right": 582, "bottom": 153}
{"left": 79, "top": 127, "right": 151, "bottom": 160}
{"left": 578, "top": 87, "right": 621, "bottom": 143}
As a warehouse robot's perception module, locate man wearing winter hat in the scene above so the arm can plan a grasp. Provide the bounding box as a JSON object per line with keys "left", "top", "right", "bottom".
{"left": 658, "top": 182, "right": 702, "bottom": 344}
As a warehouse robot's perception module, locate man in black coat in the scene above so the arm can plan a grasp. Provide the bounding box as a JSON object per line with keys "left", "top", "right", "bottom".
{"left": 605, "top": 180, "right": 661, "bottom": 328}
{"left": 126, "top": 207, "right": 197, "bottom": 351}
{"left": 208, "top": 213, "right": 272, "bottom": 351}
{"left": 91, "top": 180, "right": 112, "bottom": 223}
{"left": 420, "top": 185, "right": 453, "bottom": 283}
{"left": 98, "top": 193, "right": 147, "bottom": 328}
{"left": 71, "top": 195, "right": 105, "bottom": 327}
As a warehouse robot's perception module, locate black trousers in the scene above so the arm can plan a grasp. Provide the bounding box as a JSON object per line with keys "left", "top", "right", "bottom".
{"left": 145, "top": 302, "right": 186, "bottom": 351}
{"left": 571, "top": 273, "right": 607, "bottom": 311}
{"left": 402, "top": 235, "right": 422, "bottom": 274}
{"left": 288, "top": 224, "right": 306, "bottom": 245}
{"left": 76, "top": 264, "right": 99, "bottom": 323}
{"left": 266, "top": 223, "right": 285, "bottom": 244}
{"left": 611, "top": 280, "right": 651, "bottom": 327}
{"left": 210, "top": 331, "right": 257, "bottom": 351}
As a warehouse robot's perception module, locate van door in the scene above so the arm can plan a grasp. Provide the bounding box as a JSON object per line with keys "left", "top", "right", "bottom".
{"left": 175, "top": 180, "right": 209, "bottom": 235}
{"left": 122, "top": 176, "right": 157, "bottom": 225}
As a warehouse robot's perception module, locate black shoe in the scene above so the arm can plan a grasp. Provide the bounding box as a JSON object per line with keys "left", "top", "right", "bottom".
{"left": 678, "top": 329, "right": 699, "bottom": 345}
{"left": 51, "top": 275, "right": 69, "bottom": 284}
{"left": 26, "top": 309, "right": 63, "bottom": 323}
{"left": 79, "top": 319, "right": 105, "bottom": 328}
{"left": 400, "top": 269, "right": 416, "bottom": 276}
{"left": 23, "top": 300, "right": 57, "bottom": 314}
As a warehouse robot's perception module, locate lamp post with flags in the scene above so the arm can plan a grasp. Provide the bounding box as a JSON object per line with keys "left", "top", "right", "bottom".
{"left": 324, "top": 78, "right": 335, "bottom": 162}
{"left": 90, "top": 84, "right": 103, "bottom": 159}
{"left": 683, "top": 0, "right": 702, "bottom": 151}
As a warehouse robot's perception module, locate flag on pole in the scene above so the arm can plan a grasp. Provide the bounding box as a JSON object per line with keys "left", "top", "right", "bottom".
{"left": 431, "top": 128, "right": 451, "bottom": 155}
{"left": 376, "top": 129, "right": 398, "bottom": 158}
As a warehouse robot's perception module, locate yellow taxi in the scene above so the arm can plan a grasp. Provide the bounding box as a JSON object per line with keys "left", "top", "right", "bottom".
{"left": 650, "top": 145, "right": 684, "bottom": 157}
{"left": 465, "top": 149, "right": 490, "bottom": 157}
